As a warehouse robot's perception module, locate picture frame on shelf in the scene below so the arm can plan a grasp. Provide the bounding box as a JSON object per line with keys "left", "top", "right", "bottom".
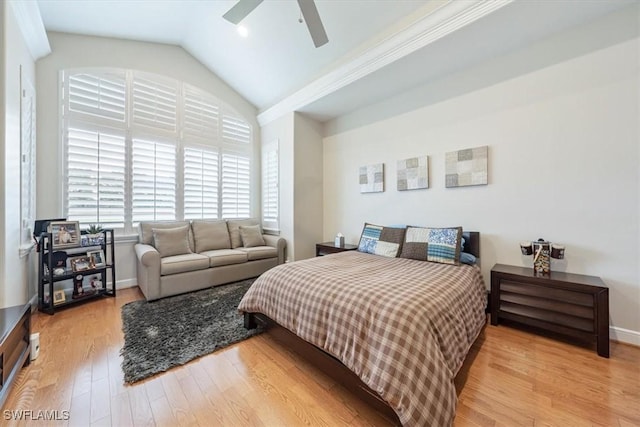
{"left": 70, "top": 255, "right": 91, "bottom": 272}
{"left": 53, "top": 290, "right": 66, "bottom": 305}
{"left": 48, "top": 220, "right": 80, "bottom": 249}
{"left": 87, "top": 250, "right": 106, "bottom": 268}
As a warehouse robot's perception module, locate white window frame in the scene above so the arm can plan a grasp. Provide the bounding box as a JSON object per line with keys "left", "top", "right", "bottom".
{"left": 60, "top": 68, "right": 253, "bottom": 234}
{"left": 20, "top": 68, "right": 37, "bottom": 256}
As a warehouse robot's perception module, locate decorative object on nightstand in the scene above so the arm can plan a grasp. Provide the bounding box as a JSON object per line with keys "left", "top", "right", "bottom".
{"left": 520, "top": 238, "right": 565, "bottom": 275}
{"left": 315, "top": 241, "right": 358, "bottom": 257}
{"left": 490, "top": 263, "right": 609, "bottom": 357}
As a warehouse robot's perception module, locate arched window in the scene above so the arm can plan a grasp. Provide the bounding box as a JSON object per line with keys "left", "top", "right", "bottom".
{"left": 61, "top": 69, "right": 252, "bottom": 233}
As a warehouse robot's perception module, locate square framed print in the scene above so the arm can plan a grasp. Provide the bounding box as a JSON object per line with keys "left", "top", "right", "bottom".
{"left": 53, "top": 290, "right": 66, "bottom": 305}
{"left": 70, "top": 255, "right": 91, "bottom": 272}
{"left": 87, "top": 250, "right": 106, "bottom": 268}
{"left": 359, "top": 163, "right": 384, "bottom": 193}
{"left": 48, "top": 220, "right": 80, "bottom": 249}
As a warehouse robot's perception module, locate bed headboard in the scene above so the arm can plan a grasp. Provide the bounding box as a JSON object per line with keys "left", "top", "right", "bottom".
{"left": 462, "top": 231, "right": 480, "bottom": 258}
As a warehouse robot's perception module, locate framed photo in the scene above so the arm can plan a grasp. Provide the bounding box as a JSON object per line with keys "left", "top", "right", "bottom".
{"left": 70, "top": 255, "right": 91, "bottom": 272}
{"left": 87, "top": 250, "right": 106, "bottom": 268}
{"left": 48, "top": 221, "right": 80, "bottom": 249}
{"left": 53, "top": 290, "right": 66, "bottom": 305}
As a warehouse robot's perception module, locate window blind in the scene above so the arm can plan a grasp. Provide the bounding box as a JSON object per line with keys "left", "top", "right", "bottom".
{"left": 67, "top": 72, "right": 126, "bottom": 123}
{"left": 184, "top": 147, "right": 219, "bottom": 220}
{"left": 221, "top": 152, "right": 250, "bottom": 219}
{"left": 132, "top": 138, "right": 176, "bottom": 223}
{"left": 132, "top": 74, "right": 177, "bottom": 132}
{"left": 66, "top": 127, "right": 126, "bottom": 227}
{"left": 262, "top": 139, "right": 279, "bottom": 230}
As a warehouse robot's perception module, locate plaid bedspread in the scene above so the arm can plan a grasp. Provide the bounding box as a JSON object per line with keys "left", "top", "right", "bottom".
{"left": 238, "top": 251, "right": 487, "bottom": 426}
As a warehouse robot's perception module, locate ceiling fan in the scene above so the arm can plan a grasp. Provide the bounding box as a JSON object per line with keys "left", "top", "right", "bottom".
{"left": 223, "top": 0, "right": 329, "bottom": 48}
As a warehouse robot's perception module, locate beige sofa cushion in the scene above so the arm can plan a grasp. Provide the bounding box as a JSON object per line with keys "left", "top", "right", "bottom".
{"left": 160, "top": 253, "right": 209, "bottom": 275}
{"left": 238, "top": 246, "right": 278, "bottom": 261}
{"left": 200, "top": 249, "right": 248, "bottom": 267}
{"left": 227, "top": 218, "right": 260, "bottom": 248}
{"left": 192, "top": 220, "right": 231, "bottom": 252}
{"left": 153, "top": 225, "right": 192, "bottom": 257}
{"left": 239, "top": 225, "right": 265, "bottom": 248}
{"left": 139, "top": 221, "right": 195, "bottom": 252}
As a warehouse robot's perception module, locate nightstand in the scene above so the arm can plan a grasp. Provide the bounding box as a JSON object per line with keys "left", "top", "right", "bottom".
{"left": 315, "top": 242, "right": 358, "bottom": 257}
{"left": 490, "top": 264, "right": 609, "bottom": 357}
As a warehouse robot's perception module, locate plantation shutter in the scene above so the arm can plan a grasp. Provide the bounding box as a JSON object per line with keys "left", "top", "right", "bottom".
{"left": 132, "top": 139, "right": 176, "bottom": 223}
{"left": 222, "top": 113, "right": 251, "bottom": 145}
{"left": 262, "top": 139, "right": 278, "bottom": 231}
{"left": 183, "top": 86, "right": 219, "bottom": 140}
{"left": 67, "top": 72, "right": 126, "bottom": 122}
{"left": 184, "top": 147, "right": 219, "bottom": 220}
{"left": 66, "top": 127, "right": 126, "bottom": 227}
{"left": 221, "top": 152, "right": 250, "bottom": 218}
{"left": 132, "top": 73, "right": 177, "bottom": 132}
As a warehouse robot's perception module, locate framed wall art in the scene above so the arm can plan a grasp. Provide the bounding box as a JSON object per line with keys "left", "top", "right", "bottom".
{"left": 397, "top": 156, "right": 428, "bottom": 191}
{"left": 445, "top": 146, "right": 488, "bottom": 188}
{"left": 359, "top": 163, "right": 384, "bottom": 193}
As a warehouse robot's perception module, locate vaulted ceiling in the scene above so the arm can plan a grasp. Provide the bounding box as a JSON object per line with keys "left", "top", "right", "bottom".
{"left": 37, "top": 0, "right": 636, "bottom": 124}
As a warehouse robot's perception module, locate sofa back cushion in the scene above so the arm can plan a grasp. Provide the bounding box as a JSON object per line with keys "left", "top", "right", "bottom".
{"left": 152, "top": 225, "right": 193, "bottom": 258}
{"left": 191, "top": 220, "right": 231, "bottom": 252}
{"left": 239, "top": 225, "right": 266, "bottom": 248}
{"left": 227, "top": 218, "right": 261, "bottom": 248}
{"left": 139, "top": 221, "right": 195, "bottom": 252}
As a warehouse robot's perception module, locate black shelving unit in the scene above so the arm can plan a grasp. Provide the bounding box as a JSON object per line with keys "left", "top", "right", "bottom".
{"left": 38, "top": 229, "right": 116, "bottom": 314}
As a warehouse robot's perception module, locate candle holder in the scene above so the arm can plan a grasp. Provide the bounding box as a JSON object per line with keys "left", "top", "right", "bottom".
{"left": 520, "top": 238, "right": 565, "bottom": 275}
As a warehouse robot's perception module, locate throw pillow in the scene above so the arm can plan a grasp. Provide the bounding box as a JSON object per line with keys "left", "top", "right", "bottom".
{"left": 239, "top": 225, "right": 266, "bottom": 248}
{"left": 227, "top": 219, "right": 260, "bottom": 248}
{"left": 400, "top": 226, "right": 462, "bottom": 265}
{"left": 191, "top": 220, "right": 231, "bottom": 252}
{"left": 152, "top": 225, "right": 193, "bottom": 258}
{"left": 357, "top": 223, "right": 405, "bottom": 257}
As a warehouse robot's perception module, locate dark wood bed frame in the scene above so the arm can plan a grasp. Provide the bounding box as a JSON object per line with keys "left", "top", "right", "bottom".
{"left": 243, "top": 231, "right": 482, "bottom": 425}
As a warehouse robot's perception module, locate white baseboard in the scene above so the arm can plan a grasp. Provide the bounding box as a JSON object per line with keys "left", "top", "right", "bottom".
{"left": 610, "top": 326, "right": 640, "bottom": 346}
{"left": 115, "top": 278, "right": 137, "bottom": 290}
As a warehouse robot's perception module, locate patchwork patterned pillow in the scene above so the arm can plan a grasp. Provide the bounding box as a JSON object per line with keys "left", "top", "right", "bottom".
{"left": 357, "top": 223, "right": 406, "bottom": 257}
{"left": 400, "top": 226, "right": 462, "bottom": 265}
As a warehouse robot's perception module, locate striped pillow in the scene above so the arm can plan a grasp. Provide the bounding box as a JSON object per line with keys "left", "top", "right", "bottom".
{"left": 400, "top": 226, "right": 462, "bottom": 265}
{"left": 357, "top": 223, "right": 405, "bottom": 257}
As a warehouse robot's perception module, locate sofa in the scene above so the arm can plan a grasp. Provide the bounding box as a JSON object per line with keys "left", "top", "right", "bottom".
{"left": 134, "top": 219, "right": 286, "bottom": 301}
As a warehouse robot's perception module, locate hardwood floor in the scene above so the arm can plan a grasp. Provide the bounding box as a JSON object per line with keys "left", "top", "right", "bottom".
{"left": 3, "top": 287, "right": 639, "bottom": 426}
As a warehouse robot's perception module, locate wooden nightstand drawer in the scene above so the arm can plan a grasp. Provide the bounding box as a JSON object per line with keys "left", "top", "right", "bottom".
{"left": 490, "top": 264, "right": 609, "bottom": 357}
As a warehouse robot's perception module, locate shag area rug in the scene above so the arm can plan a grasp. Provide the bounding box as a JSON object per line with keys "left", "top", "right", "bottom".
{"left": 120, "top": 279, "right": 261, "bottom": 383}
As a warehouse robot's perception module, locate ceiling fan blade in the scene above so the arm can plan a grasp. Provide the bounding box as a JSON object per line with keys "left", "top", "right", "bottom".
{"left": 223, "top": 0, "right": 264, "bottom": 24}
{"left": 297, "top": 0, "right": 328, "bottom": 48}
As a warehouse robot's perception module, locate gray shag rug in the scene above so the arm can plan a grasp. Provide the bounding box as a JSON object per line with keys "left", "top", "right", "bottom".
{"left": 120, "top": 279, "right": 261, "bottom": 383}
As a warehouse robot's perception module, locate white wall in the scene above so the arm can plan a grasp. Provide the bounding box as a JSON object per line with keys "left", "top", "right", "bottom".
{"left": 261, "top": 113, "right": 295, "bottom": 260}
{"left": 260, "top": 112, "right": 323, "bottom": 261}
{"left": 323, "top": 10, "right": 640, "bottom": 341}
{"left": 1, "top": 2, "right": 38, "bottom": 307}
{"left": 36, "top": 32, "right": 260, "bottom": 286}
{"left": 292, "top": 112, "right": 324, "bottom": 260}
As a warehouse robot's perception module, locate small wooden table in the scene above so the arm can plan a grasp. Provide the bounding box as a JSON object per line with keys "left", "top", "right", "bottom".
{"left": 315, "top": 242, "right": 358, "bottom": 257}
{"left": 0, "top": 304, "right": 32, "bottom": 408}
{"left": 490, "top": 264, "right": 609, "bottom": 357}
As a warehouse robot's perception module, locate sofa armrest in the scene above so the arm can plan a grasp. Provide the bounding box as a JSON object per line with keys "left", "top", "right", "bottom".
{"left": 134, "top": 243, "right": 161, "bottom": 301}
{"left": 263, "top": 235, "right": 287, "bottom": 265}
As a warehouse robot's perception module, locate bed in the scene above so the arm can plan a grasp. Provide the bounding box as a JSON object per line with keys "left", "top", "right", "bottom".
{"left": 238, "top": 231, "right": 486, "bottom": 426}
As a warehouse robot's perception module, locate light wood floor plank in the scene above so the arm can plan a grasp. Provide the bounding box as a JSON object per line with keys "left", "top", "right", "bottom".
{"left": 2, "top": 287, "right": 638, "bottom": 427}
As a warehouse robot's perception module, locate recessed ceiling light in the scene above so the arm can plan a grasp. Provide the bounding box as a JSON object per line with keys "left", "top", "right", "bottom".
{"left": 237, "top": 25, "right": 249, "bottom": 38}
